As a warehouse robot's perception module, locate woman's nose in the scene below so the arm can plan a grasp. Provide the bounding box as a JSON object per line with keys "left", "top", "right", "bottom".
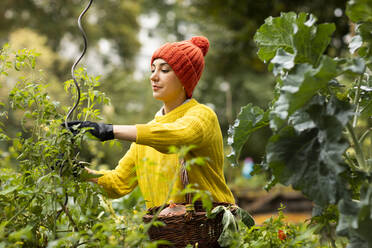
{"left": 150, "top": 70, "right": 158, "bottom": 81}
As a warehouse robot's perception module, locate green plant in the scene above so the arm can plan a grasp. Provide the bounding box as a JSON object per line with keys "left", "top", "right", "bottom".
{"left": 228, "top": 0, "right": 372, "bottom": 247}
{"left": 240, "top": 206, "right": 331, "bottom": 248}
{"left": 0, "top": 44, "right": 158, "bottom": 247}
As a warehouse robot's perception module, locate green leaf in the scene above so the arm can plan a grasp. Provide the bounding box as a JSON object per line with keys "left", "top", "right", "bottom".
{"left": 294, "top": 21, "right": 336, "bottom": 66}
{"left": 349, "top": 35, "right": 363, "bottom": 54}
{"left": 266, "top": 96, "right": 353, "bottom": 206}
{"left": 361, "top": 101, "right": 372, "bottom": 118}
{"left": 288, "top": 110, "right": 316, "bottom": 132}
{"left": 210, "top": 206, "right": 239, "bottom": 247}
{"left": 0, "top": 185, "right": 20, "bottom": 195}
{"left": 79, "top": 169, "right": 103, "bottom": 181}
{"left": 270, "top": 48, "right": 295, "bottom": 76}
{"left": 356, "top": 22, "right": 372, "bottom": 57}
{"left": 234, "top": 207, "right": 255, "bottom": 228}
{"left": 358, "top": 22, "right": 372, "bottom": 41}
{"left": 356, "top": 184, "right": 372, "bottom": 244}
{"left": 209, "top": 205, "right": 225, "bottom": 218}
{"left": 337, "top": 57, "right": 366, "bottom": 75}
{"left": 254, "top": 12, "right": 297, "bottom": 62}
{"left": 254, "top": 12, "right": 335, "bottom": 66}
{"left": 270, "top": 56, "right": 339, "bottom": 130}
{"left": 337, "top": 184, "right": 372, "bottom": 248}
{"left": 8, "top": 226, "right": 33, "bottom": 242}
{"left": 227, "top": 104, "right": 269, "bottom": 165}
{"left": 346, "top": 0, "right": 372, "bottom": 23}
{"left": 359, "top": 74, "right": 372, "bottom": 118}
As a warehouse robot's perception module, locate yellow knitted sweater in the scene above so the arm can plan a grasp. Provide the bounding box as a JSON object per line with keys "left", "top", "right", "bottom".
{"left": 97, "top": 99, "right": 235, "bottom": 208}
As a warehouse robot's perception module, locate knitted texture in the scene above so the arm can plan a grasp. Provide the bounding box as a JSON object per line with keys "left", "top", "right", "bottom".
{"left": 97, "top": 99, "right": 235, "bottom": 208}
{"left": 151, "top": 36, "right": 209, "bottom": 98}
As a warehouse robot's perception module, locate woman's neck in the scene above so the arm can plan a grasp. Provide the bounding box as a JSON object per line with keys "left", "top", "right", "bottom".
{"left": 163, "top": 96, "right": 188, "bottom": 114}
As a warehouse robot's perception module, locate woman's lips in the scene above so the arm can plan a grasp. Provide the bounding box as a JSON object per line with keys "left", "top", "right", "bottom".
{"left": 152, "top": 85, "right": 161, "bottom": 91}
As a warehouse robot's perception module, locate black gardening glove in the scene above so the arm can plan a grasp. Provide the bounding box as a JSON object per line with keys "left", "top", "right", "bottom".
{"left": 63, "top": 121, "right": 114, "bottom": 141}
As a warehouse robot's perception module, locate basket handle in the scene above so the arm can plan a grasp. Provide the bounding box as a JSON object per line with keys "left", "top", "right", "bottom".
{"left": 180, "top": 159, "right": 192, "bottom": 205}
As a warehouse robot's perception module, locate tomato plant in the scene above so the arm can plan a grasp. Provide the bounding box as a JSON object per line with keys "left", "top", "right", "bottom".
{"left": 228, "top": 0, "right": 372, "bottom": 247}
{"left": 0, "top": 44, "right": 159, "bottom": 247}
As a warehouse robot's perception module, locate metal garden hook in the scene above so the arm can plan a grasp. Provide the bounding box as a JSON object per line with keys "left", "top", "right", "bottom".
{"left": 64, "top": 0, "right": 94, "bottom": 129}
{"left": 56, "top": 0, "right": 94, "bottom": 223}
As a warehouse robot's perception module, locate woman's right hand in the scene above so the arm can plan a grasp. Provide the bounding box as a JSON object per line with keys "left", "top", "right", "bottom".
{"left": 62, "top": 121, "right": 114, "bottom": 141}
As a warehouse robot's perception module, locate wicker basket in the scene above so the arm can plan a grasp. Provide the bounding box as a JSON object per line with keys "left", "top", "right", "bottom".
{"left": 142, "top": 160, "right": 235, "bottom": 248}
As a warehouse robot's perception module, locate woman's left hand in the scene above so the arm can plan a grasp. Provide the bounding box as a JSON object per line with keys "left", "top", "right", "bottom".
{"left": 82, "top": 167, "right": 102, "bottom": 183}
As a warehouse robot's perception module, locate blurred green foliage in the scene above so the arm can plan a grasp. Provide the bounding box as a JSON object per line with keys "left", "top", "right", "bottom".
{"left": 0, "top": 0, "right": 352, "bottom": 169}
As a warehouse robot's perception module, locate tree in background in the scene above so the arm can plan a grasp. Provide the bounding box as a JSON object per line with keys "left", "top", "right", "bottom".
{"left": 0, "top": 0, "right": 141, "bottom": 71}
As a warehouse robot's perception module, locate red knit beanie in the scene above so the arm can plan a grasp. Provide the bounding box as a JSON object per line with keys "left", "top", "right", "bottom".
{"left": 151, "top": 36, "right": 209, "bottom": 98}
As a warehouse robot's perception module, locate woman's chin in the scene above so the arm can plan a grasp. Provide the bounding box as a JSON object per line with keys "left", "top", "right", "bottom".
{"left": 152, "top": 92, "right": 164, "bottom": 101}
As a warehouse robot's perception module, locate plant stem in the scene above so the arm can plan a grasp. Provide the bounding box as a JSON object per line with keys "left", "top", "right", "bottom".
{"left": 359, "top": 128, "right": 372, "bottom": 144}
{"left": 74, "top": 241, "right": 89, "bottom": 247}
{"left": 346, "top": 123, "right": 366, "bottom": 170}
{"left": 101, "top": 196, "right": 119, "bottom": 221}
{"left": 84, "top": 89, "right": 90, "bottom": 122}
{"left": 52, "top": 178, "right": 57, "bottom": 239}
{"left": 58, "top": 200, "right": 79, "bottom": 232}
{"left": 330, "top": 238, "right": 336, "bottom": 248}
{"left": 56, "top": 229, "right": 73, "bottom": 232}
{"left": 352, "top": 73, "right": 365, "bottom": 128}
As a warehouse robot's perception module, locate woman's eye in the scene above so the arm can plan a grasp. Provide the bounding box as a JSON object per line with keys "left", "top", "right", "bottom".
{"left": 161, "top": 69, "right": 169, "bottom": 73}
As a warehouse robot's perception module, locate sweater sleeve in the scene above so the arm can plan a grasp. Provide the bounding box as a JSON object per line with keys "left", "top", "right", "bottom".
{"left": 97, "top": 143, "right": 138, "bottom": 198}
{"left": 136, "top": 107, "right": 212, "bottom": 153}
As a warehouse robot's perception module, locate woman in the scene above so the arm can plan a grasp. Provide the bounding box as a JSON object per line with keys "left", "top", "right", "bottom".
{"left": 67, "top": 36, "right": 235, "bottom": 209}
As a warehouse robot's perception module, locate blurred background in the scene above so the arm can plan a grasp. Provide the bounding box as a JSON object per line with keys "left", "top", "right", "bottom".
{"left": 0, "top": 0, "right": 351, "bottom": 222}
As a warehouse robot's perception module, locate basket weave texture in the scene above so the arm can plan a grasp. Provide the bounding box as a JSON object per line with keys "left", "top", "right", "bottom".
{"left": 142, "top": 159, "right": 235, "bottom": 248}
{"left": 143, "top": 202, "right": 234, "bottom": 248}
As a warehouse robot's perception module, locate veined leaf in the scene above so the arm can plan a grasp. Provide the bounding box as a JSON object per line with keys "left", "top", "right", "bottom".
{"left": 349, "top": 35, "right": 363, "bottom": 54}
{"left": 254, "top": 12, "right": 335, "bottom": 67}
{"left": 227, "top": 104, "right": 269, "bottom": 165}
{"left": 356, "top": 22, "right": 372, "bottom": 57}
{"left": 254, "top": 12, "right": 297, "bottom": 62}
{"left": 234, "top": 207, "right": 255, "bottom": 228}
{"left": 266, "top": 96, "right": 353, "bottom": 206}
{"left": 337, "top": 184, "right": 372, "bottom": 247}
{"left": 0, "top": 185, "right": 20, "bottom": 195}
{"left": 270, "top": 48, "right": 295, "bottom": 76}
{"left": 358, "top": 22, "right": 372, "bottom": 42}
{"left": 210, "top": 206, "right": 238, "bottom": 247}
{"left": 270, "top": 56, "right": 339, "bottom": 130}
{"left": 346, "top": 0, "right": 372, "bottom": 23}
{"left": 337, "top": 57, "right": 366, "bottom": 75}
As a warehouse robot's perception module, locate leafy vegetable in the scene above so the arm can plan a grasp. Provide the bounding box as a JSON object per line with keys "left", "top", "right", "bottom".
{"left": 227, "top": 104, "right": 268, "bottom": 165}
{"left": 254, "top": 12, "right": 335, "bottom": 67}
{"left": 209, "top": 205, "right": 254, "bottom": 247}
{"left": 229, "top": 2, "right": 372, "bottom": 246}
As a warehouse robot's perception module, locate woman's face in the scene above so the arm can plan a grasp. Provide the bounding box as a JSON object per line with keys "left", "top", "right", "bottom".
{"left": 150, "top": 58, "right": 186, "bottom": 102}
